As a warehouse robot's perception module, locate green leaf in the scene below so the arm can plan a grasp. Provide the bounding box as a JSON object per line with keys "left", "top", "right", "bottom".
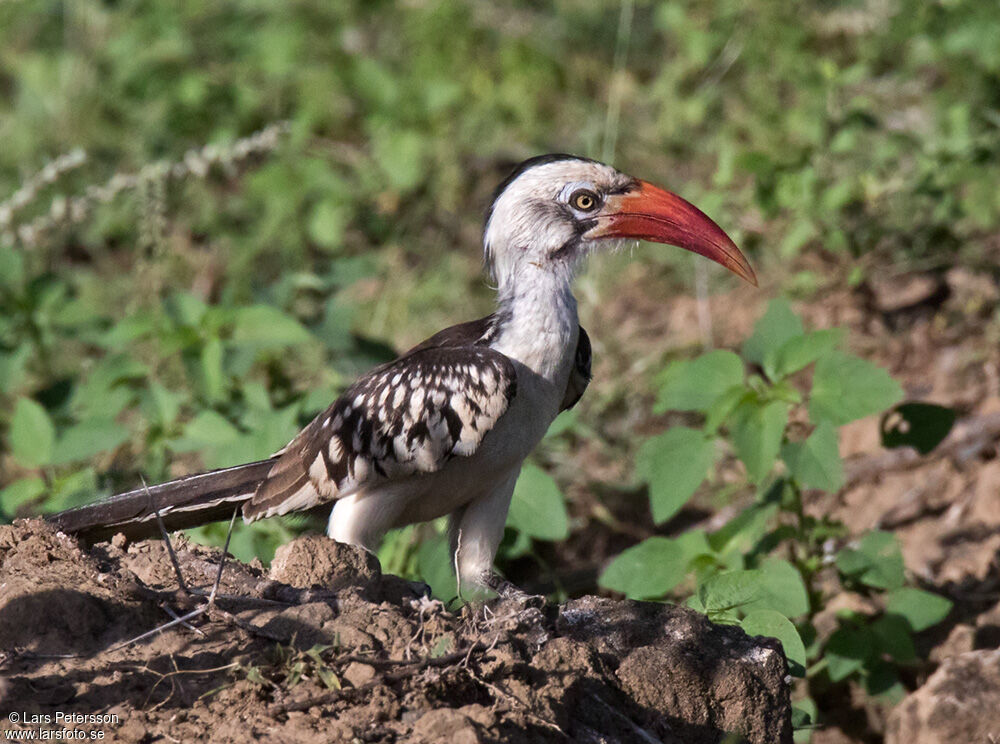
{"left": 599, "top": 537, "right": 688, "bottom": 599}
{"left": 836, "top": 530, "right": 905, "bottom": 590}
{"left": 752, "top": 558, "right": 811, "bottom": 618}
{"left": 863, "top": 661, "right": 906, "bottom": 704}
{"left": 507, "top": 464, "right": 568, "bottom": 541}
{"left": 880, "top": 402, "right": 957, "bottom": 455}
{"left": 792, "top": 698, "right": 818, "bottom": 742}
{"left": 231, "top": 305, "right": 312, "bottom": 347}
{"left": 201, "top": 335, "right": 225, "bottom": 403}
{"left": 168, "top": 291, "right": 208, "bottom": 328}
{"left": 742, "top": 299, "right": 804, "bottom": 377}
{"left": 47, "top": 467, "right": 98, "bottom": 511}
{"left": 416, "top": 532, "right": 457, "bottom": 602}
{"left": 740, "top": 610, "right": 807, "bottom": 675}
{"left": 782, "top": 421, "right": 844, "bottom": 491}
{"left": 704, "top": 386, "right": 750, "bottom": 435}
{"left": 9, "top": 397, "right": 55, "bottom": 468}
{"left": 709, "top": 498, "right": 780, "bottom": 556}
{"left": 885, "top": 588, "right": 953, "bottom": 631}
{"left": 0, "top": 477, "right": 46, "bottom": 514}
{"left": 307, "top": 198, "right": 350, "bottom": 251}
{"left": 673, "top": 529, "right": 713, "bottom": 566}
{"left": 825, "top": 625, "right": 874, "bottom": 682}
{"left": 373, "top": 128, "right": 426, "bottom": 192}
{"left": 173, "top": 411, "right": 242, "bottom": 449}
{"left": 699, "top": 569, "right": 765, "bottom": 614}
{"left": 51, "top": 420, "right": 130, "bottom": 465}
{"left": 730, "top": 399, "right": 789, "bottom": 482}
{"left": 636, "top": 427, "right": 715, "bottom": 524}
{"left": 771, "top": 328, "right": 844, "bottom": 379}
{"left": 870, "top": 614, "right": 916, "bottom": 663}
{"left": 147, "top": 382, "right": 184, "bottom": 427}
{"left": 0, "top": 347, "right": 31, "bottom": 393}
{"left": 809, "top": 352, "right": 903, "bottom": 426}
{"left": 655, "top": 350, "right": 744, "bottom": 413}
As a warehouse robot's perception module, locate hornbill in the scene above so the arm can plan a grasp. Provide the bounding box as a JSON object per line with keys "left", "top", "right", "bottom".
{"left": 49, "top": 154, "right": 755, "bottom": 595}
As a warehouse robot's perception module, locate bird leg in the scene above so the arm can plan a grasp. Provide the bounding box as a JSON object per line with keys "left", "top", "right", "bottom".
{"left": 481, "top": 570, "right": 532, "bottom": 601}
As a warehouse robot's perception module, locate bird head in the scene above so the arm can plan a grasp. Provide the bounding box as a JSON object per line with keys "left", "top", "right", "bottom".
{"left": 484, "top": 154, "right": 756, "bottom": 290}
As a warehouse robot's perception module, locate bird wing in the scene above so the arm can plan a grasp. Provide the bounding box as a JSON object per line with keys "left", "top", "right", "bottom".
{"left": 243, "top": 344, "right": 517, "bottom": 521}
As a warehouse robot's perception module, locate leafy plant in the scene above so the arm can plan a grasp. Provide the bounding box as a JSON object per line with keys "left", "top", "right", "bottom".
{"left": 600, "top": 299, "right": 955, "bottom": 736}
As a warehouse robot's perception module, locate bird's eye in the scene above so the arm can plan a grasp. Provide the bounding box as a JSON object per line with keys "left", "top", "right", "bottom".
{"left": 570, "top": 189, "right": 599, "bottom": 212}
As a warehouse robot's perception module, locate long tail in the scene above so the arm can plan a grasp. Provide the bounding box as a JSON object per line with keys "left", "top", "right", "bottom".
{"left": 46, "top": 459, "right": 277, "bottom": 544}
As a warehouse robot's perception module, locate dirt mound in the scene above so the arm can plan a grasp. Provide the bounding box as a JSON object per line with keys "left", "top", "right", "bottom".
{"left": 0, "top": 520, "right": 792, "bottom": 743}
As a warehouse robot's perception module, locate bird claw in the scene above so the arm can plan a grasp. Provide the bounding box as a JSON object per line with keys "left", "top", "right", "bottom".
{"left": 482, "top": 572, "right": 545, "bottom": 608}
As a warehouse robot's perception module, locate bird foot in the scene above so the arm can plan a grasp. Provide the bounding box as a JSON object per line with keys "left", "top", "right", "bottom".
{"left": 482, "top": 572, "right": 545, "bottom": 608}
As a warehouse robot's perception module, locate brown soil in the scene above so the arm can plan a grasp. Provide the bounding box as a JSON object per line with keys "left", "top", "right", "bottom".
{"left": 0, "top": 520, "right": 792, "bottom": 743}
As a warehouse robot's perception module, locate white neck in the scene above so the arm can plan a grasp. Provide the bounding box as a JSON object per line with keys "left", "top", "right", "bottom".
{"left": 490, "top": 262, "right": 579, "bottom": 384}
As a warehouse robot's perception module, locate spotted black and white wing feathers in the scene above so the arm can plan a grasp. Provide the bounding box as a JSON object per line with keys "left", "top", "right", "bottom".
{"left": 244, "top": 344, "right": 517, "bottom": 521}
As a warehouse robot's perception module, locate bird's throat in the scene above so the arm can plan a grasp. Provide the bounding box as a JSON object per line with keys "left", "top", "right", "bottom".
{"left": 490, "top": 268, "right": 579, "bottom": 386}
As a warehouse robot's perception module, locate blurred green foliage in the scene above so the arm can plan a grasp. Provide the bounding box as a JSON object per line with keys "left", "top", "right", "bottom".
{"left": 0, "top": 0, "right": 997, "bottom": 577}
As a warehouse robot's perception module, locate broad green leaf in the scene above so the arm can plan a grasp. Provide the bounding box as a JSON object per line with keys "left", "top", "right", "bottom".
{"left": 655, "top": 350, "right": 744, "bottom": 413}
{"left": 307, "top": 198, "right": 350, "bottom": 251}
{"left": 740, "top": 610, "right": 807, "bottom": 675}
{"left": 730, "top": 399, "right": 789, "bottom": 482}
{"left": 870, "top": 614, "right": 916, "bottom": 663}
{"left": 673, "top": 529, "right": 713, "bottom": 566}
{"left": 373, "top": 128, "right": 426, "bottom": 192}
{"left": 771, "top": 328, "right": 844, "bottom": 379}
{"left": 201, "top": 335, "right": 225, "bottom": 403}
{"left": 704, "top": 385, "right": 750, "bottom": 435}
{"left": 751, "top": 558, "right": 811, "bottom": 618}
{"left": 742, "top": 299, "right": 804, "bottom": 376}
{"left": 709, "top": 499, "right": 780, "bottom": 556}
{"left": 836, "top": 531, "right": 904, "bottom": 590}
{"left": 863, "top": 660, "right": 906, "bottom": 704}
{"left": 507, "top": 464, "right": 568, "bottom": 541}
{"left": 636, "top": 427, "right": 715, "bottom": 524}
{"left": 809, "top": 352, "right": 903, "bottom": 426}
{"left": 0, "top": 477, "right": 46, "bottom": 514}
{"left": 885, "top": 588, "right": 953, "bottom": 631}
{"left": 168, "top": 291, "right": 208, "bottom": 328}
{"left": 598, "top": 536, "right": 687, "bottom": 599}
{"left": 318, "top": 297, "right": 358, "bottom": 353}
{"left": 231, "top": 305, "right": 312, "bottom": 347}
{"left": 173, "top": 411, "right": 242, "bottom": 449}
{"left": 9, "top": 397, "right": 55, "bottom": 468}
{"left": 0, "top": 347, "right": 31, "bottom": 393}
{"left": 825, "top": 625, "right": 874, "bottom": 682}
{"left": 51, "top": 420, "right": 130, "bottom": 465}
{"left": 221, "top": 405, "right": 300, "bottom": 464}
{"left": 98, "top": 312, "right": 158, "bottom": 349}
{"left": 417, "top": 532, "right": 458, "bottom": 602}
{"left": 146, "top": 383, "right": 184, "bottom": 427}
{"left": 792, "top": 698, "right": 818, "bottom": 743}
{"left": 47, "top": 467, "right": 98, "bottom": 511}
{"left": 881, "top": 403, "right": 957, "bottom": 455}
{"left": 699, "top": 569, "right": 765, "bottom": 614}
{"left": 0, "top": 243, "right": 25, "bottom": 289}
{"left": 782, "top": 421, "right": 844, "bottom": 491}
{"left": 241, "top": 381, "right": 273, "bottom": 412}
{"left": 544, "top": 409, "right": 578, "bottom": 440}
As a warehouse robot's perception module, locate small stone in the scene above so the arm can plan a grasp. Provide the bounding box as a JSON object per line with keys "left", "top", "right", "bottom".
{"left": 342, "top": 662, "right": 376, "bottom": 689}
